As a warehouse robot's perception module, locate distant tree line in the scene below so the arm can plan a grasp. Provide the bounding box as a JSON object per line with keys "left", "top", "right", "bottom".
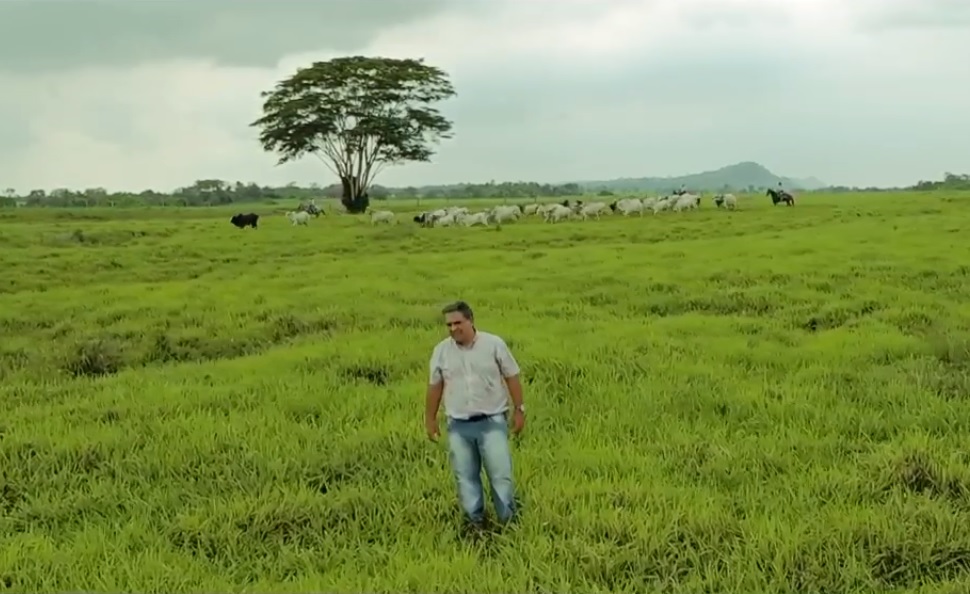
{"left": 908, "top": 172, "right": 970, "bottom": 192}
{"left": 0, "top": 173, "right": 965, "bottom": 209}
{"left": 0, "top": 179, "right": 588, "bottom": 208}
{"left": 821, "top": 173, "right": 970, "bottom": 193}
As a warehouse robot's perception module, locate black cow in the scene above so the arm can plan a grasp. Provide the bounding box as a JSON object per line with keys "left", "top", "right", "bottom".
{"left": 413, "top": 212, "right": 434, "bottom": 227}
{"left": 230, "top": 213, "right": 259, "bottom": 228}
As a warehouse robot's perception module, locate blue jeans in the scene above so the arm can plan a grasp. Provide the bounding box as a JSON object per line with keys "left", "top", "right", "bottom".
{"left": 446, "top": 413, "right": 516, "bottom": 524}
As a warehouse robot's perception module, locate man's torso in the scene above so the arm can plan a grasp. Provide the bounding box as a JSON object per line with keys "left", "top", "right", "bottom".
{"left": 435, "top": 332, "right": 509, "bottom": 420}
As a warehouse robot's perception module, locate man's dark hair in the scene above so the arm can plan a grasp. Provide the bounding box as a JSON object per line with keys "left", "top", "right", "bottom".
{"left": 442, "top": 300, "right": 474, "bottom": 321}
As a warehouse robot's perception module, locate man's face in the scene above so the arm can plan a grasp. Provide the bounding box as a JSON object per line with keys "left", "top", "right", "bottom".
{"left": 445, "top": 312, "right": 473, "bottom": 342}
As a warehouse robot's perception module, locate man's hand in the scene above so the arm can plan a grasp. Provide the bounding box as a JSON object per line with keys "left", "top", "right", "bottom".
{"left": 425, "top": 416, "right": 440, "bottom": 442}
{"left": 511, "top": 409, "right": 525, "bottom": 435}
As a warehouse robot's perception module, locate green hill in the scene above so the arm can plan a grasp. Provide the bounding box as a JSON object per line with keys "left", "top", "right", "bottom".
{"left": 576, "top": 161, "right": 826, "bottom": 192}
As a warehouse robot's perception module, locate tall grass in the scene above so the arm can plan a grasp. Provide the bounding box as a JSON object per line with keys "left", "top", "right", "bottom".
{"left": 2, "top": 191, "right": 970, "bottom": 592}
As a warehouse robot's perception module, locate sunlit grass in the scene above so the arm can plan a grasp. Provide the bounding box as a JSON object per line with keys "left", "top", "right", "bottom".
{"left": 2, "top": 191, "right": 970, "bottom": 592}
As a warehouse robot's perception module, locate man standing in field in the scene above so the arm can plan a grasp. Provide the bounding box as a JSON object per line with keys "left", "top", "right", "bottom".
{"left": 425, "top": 300, "right": 525, "bottom": 528}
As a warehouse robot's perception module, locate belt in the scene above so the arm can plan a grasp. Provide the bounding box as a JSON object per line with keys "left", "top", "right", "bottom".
{"left": 452, "top": 413, "right": 493, "bottom": 423}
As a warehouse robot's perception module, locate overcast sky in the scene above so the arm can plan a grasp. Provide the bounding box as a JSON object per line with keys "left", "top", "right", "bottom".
{"left": 0, "top": 0, "right": 967, "bottom": 192}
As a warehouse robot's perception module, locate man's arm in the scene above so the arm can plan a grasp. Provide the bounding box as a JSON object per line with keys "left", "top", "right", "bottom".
{"left": 495, "top": 339, "right": 524, "bottom": 409}
{"left": 426, "top": 346, "right": 444, "bottom": 423}
{"left": 426, "top": 382, "right": 443, "bottom": 422}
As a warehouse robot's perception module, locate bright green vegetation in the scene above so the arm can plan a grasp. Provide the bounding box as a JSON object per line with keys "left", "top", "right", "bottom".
{"left": 2, "top": 191, "right": 970, "bottom": 593}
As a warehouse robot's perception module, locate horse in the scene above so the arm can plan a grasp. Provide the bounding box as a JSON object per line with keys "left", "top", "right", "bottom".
{"left": 766, "top": 188, "right": 795, "bottom": 206}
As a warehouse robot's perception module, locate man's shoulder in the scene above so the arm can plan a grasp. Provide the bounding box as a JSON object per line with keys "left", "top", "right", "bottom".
{"left": 432, "top": 337, "right": 452, "bottom": 352}
{"left": 477, "top": 331, "right": 507, "bottom": 347}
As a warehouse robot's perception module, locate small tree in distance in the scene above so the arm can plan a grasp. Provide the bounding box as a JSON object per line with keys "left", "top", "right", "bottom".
{"left": 251, "top": 56, "right": 457, "bottom": 214}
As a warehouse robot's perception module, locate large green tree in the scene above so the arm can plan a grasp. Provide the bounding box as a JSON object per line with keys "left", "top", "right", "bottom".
{"left": 251, "top": 55, "right": 456, "bottom": 214}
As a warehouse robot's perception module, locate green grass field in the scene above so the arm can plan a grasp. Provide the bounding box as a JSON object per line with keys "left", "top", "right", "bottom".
{"left": 3, "top": 191, "right": 970, "bottom": 593}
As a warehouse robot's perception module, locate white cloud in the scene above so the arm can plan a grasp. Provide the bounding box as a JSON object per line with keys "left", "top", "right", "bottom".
{"left": 0, "top": 0, "right": 967, "bottom": 192}
{"left": 847, "top": 0, "right": 970, "bottom": 30}
{"left": 2, "top": 61, "right": 276, "bottom": 191}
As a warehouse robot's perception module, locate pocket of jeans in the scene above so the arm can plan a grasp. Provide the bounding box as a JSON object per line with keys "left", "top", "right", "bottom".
{"left": 489, "top": 413, "right": 508, "bottom": 425}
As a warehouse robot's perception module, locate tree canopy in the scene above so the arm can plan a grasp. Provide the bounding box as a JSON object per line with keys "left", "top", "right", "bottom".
{"left": 251, "top": 55, "right": 456, "bottom": 213}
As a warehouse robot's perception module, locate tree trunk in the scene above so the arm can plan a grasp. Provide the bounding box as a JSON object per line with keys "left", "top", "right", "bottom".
{"left": 339, "top": 175, "right": 370, "bottom": 214}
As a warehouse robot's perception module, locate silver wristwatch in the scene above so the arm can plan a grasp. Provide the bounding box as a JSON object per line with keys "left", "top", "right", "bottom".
{"left": 515, "top": 404, "right": 525, "bottom": 413}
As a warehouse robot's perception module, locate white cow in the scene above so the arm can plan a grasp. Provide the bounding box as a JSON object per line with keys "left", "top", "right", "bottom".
{"left": 536, "top": 203, "right": 559, "bottom": 217}
{"left": 579, "top": 202, "right": 609, "bottom": 220}
{"left": 415, "top": 209, "right": 448, "bottom": 227}
{"left": 522, "top": 203, "right": 540, "bottom": 216}
{"left": 370, "top": 210, "right": 395, "bottom": 224}
{"left": 434, "top": 213, "right": 458, "bottom": 227}
{"left": 544, "top": 204, "right": 574, "bottom": 223}
{"left": 461, "top": 212, "right": 490, "bottom": 227}
{"left": 287, "top": 210, "right": 311, "bottom": 226}
{"left": 489, "top": 205, "right": 521, "bottom": 224}
{"left": 611, "top": 198, "right": 644, "bottom": 216}
{"left": 714, "top": 193, "right": 738, "bottom": 210}
{"left": 652, "top": 197, "right": 672, "bottom": 213}
{"left": 673, "top": 193, "right": 700, "bottom": 212}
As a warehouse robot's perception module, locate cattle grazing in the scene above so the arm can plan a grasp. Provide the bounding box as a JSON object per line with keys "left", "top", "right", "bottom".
{"left": 673, "top": 193, "right": 700, "bottom": 212}
{"left": 652, "top": 196, "right": 672, "bottom": 213}
{"left": 298, "top": 200, "right": 323, "bottom": 217}
{"left": 536, "top": 203, "right": 558, "bottom": 218}
{"left": 287, "top": 210, "right": 311, "bottom": 226}
{"left": 766, "top": 188, "right": 795, "bottom": 206}
{"left": 609, "top": 198, "right": 645, "bottom": 216}
{"left": 370, "top": 210, "right": 395, "bottom": 225}
{"left": 544, "top": 204, "right": 574, "bottom": 223}
{"left": 434, "top": 212, "right": 458, "bottom": 227}
{"left": 713, "top": 193, "right": 738, "bottom": 209}
{"left": 230, "top": 213, "right": 259, "bottom": 229}
{"left": 461, "top": 212, "right": 490, "bottom": 227}
{"left": 578, "top": 201, "right": 609, "bottom": 220}
{"left": 489, "top": 205, "right": 521, "bottom": 224}
{"left": 413, "top": 209, "right": 446, "bottom": 227}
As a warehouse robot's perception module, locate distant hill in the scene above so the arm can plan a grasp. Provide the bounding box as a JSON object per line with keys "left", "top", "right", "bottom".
{"left": 576, "top": 161, "right": 826, "bottom": 192}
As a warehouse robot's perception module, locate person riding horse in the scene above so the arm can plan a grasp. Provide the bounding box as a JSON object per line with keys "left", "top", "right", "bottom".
{"left": 766, "top": 185, "right": 795, "bottom": 206}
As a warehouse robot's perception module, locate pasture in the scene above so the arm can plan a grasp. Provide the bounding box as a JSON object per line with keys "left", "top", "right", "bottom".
{"left": 2, "top": 191, "right": 970, "bottom": 593}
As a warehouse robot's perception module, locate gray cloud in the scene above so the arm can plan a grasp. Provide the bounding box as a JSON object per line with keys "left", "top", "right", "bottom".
{"left": 0, "top": 0, "right": 449, "bottom": 73}
{"left": 0, "top": 0, "right": 967, "bottom": 192}
{"left": 850, "top": 0, "right": 970, "bottom": 31}
{"left": 0, "top": 114, "right": 31, "bottom": 157}
{"left": 677, "top": 0, "right": 792, "bottom": 29}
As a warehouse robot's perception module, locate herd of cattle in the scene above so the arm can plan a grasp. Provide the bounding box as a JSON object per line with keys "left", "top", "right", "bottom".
{"left": 412, "top": 192, "right": 732, "bottom": 227}
{"left": 229, "top": 189, "right": 797, "bottom": 230}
